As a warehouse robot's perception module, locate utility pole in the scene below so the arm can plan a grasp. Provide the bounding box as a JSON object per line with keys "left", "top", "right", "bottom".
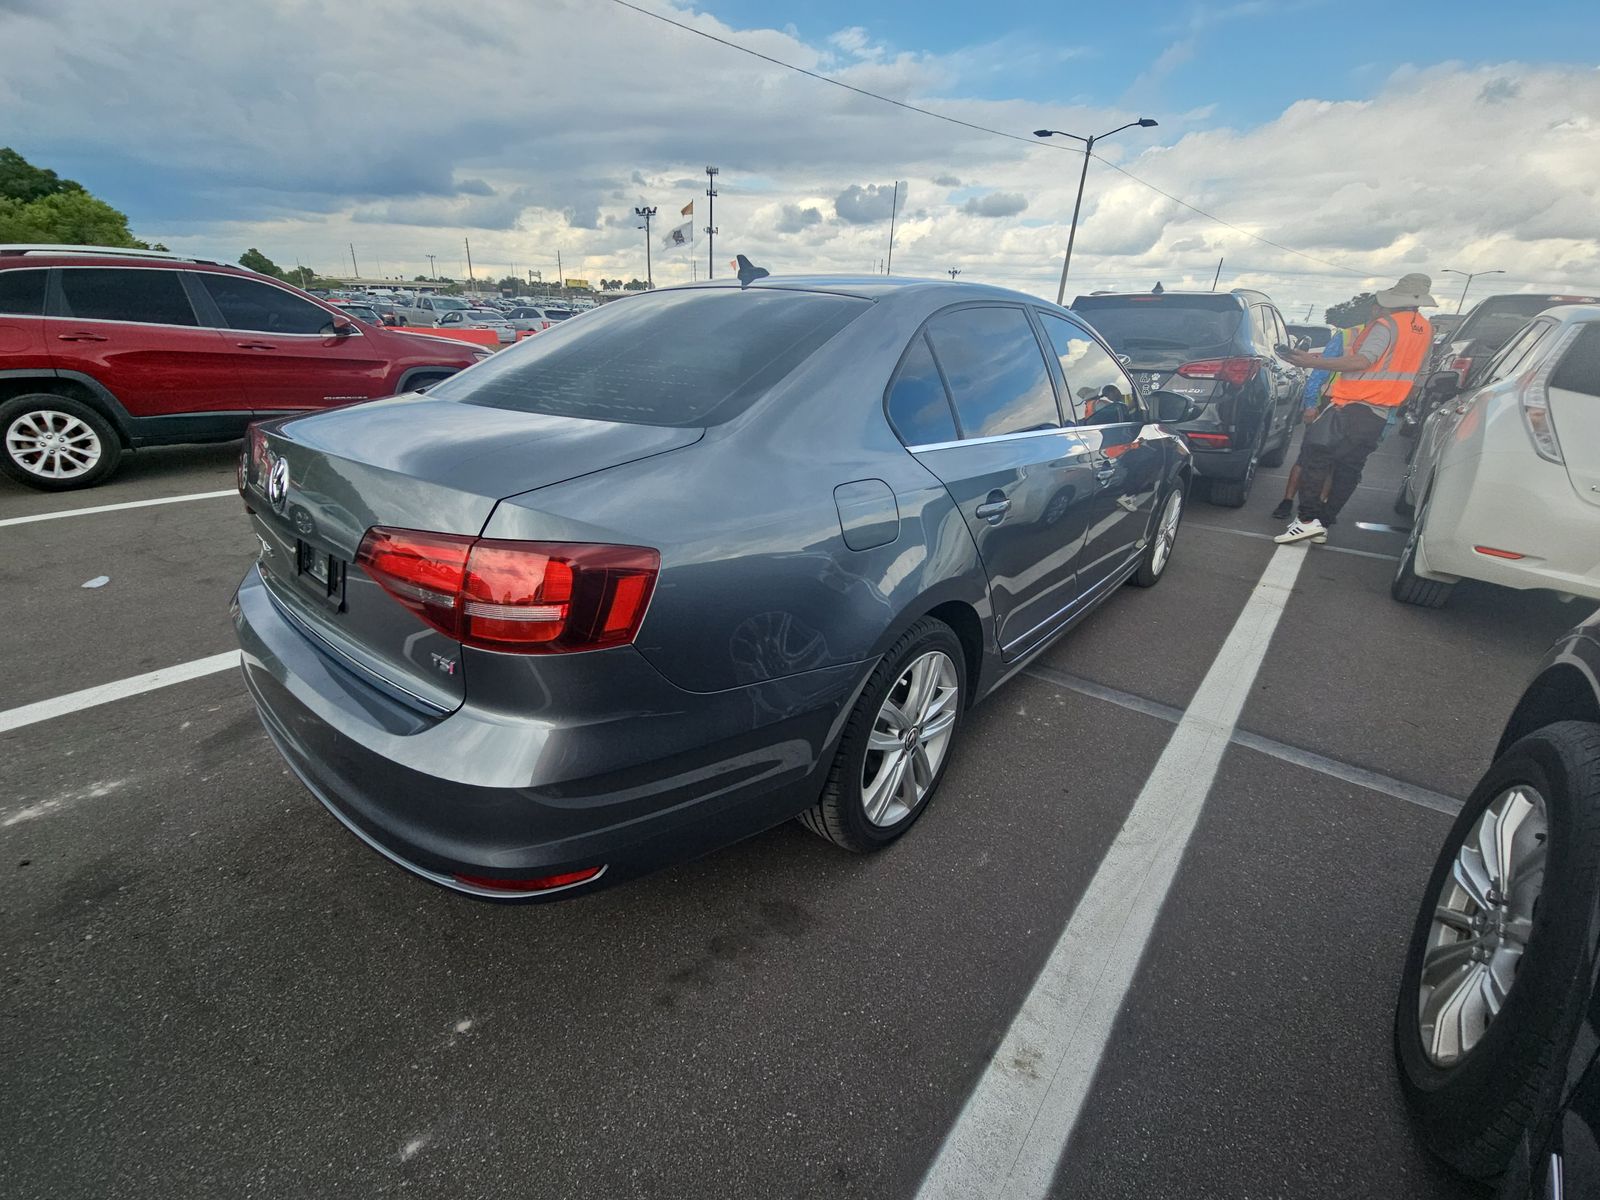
{"left": 463, "top": 237, "right": 475, "bottom": 289}
{"left": 557, "top": 251, "right": 564, "bottom": 299}
{"left": 634, "top": 206, "right": 657, "bottom": 289}
{"left": 425, "top": 253, "right": 436, "bottom": 280}
{"left": 705, "top": 166, "right": 719, "bottom": 280}
{"left": 349, "top": 243, "right": 359, "bottom": 278}
{"left": 886, "top": 180, "right": 900, "bottom": 275}
{"left": 1305, "top": 303, "right": 1314, "bottom": 320}
{"left": 1210, "top": 257, "right": 1224, "bottom": 291}
{"left": 948, "top": 268, "right": 961, "bottom": 281}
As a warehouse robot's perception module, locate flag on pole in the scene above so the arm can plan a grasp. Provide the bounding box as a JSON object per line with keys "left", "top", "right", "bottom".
{"left": 662, "top": 219, "right": 694, "bottom": 250}
{"left": 681, "top": 200, "right": 694, "bottom": 217}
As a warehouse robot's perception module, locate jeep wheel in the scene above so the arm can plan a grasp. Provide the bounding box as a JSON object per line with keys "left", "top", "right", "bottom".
{"left": 0, "top": 394, "right": 123, "bottom": 491}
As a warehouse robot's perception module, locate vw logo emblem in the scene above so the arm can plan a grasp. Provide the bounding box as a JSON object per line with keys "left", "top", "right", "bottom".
{"left": 267, "top": 455, "right": 289, "bottom": 511}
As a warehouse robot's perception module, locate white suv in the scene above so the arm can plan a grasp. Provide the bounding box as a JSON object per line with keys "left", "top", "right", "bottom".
{"left": 1395, "top": 304, "right": 1600, "bottom": 607}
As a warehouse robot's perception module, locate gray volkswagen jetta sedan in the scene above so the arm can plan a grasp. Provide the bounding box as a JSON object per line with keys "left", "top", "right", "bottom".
{"left": 233, "top": 276, "right": 1196, "bottom": 899}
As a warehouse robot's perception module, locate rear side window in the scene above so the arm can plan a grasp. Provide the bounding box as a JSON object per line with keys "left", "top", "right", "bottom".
{"left": 1484, "top": 322, "right": 1552, "bottom": 385}
{"left": 200, "top": 275, "right": 336, "bottom": 335}
{"left": 1551, "top": 324, "right": 1600, "bottom": 397}
{"left": 434, "top": 288, "right": 869, "bottom": 428}
{"left": 1038, "top": 313, "right": 1143, "bottom": 426}
{"left": 0, "top": 268, "right": 47, "bottom": 315}
{"left": 58, "top": 268, "right": 197, "bottom": 326}
{"left": 923, "top": 306, "right": 1059, "bottom": 439}
{"left": 885, "top": 334, "right": 958, "bottom": 446}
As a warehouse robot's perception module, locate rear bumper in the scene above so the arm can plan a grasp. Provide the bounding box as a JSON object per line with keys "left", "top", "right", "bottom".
{"left": 232, "top": 566, "right": 871, "bottom": 898}
{"left": 1184, "top": 442, "right": 1254, "bottom": 479}
{"left": 1417, "top": 454, "right": 1600, "bottom": 600}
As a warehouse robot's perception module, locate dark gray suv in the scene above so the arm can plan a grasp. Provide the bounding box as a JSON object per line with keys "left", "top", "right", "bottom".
{"left": 233, "top": 277, "right": 1195, "bottom": 899}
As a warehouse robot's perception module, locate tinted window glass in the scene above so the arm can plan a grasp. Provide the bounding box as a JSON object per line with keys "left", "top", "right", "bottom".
{"left": 1039, "top": 313, "right": 1143, "bottom": 427}
{"left": 923, "top": 307, "right": 1058, "bottom": 438}
{"left": 0, "top": 268, "right": 47, "bottom": 315}
{"left": 1248, "top": 306, "right": 1272, "bottom": 349}
{"left": 1269, "top": 309, "right": 1288, "bottom": 349}
{"left": 1288, "top": 324, "right": 1333, "bottom": 349}
{"left": 1458, "top": 296, "right": 1600, "bottom": 353}
{"left": 58, "top": 268, "right": 196, "bottom": 326}
{"left": 1071, "top": 293, "right": 1243, "bottom": 359}
{"left": 886, "top": 334, "right": 958, "bottom": 446}
{"left": 201, "top": 275, "right": 335, "bottom": 335}
{"left": 434, "top": 288, "right": 868, "bottom": 428}
{"left": 1551, "top": 324, "right": 1600, "bottom": 398}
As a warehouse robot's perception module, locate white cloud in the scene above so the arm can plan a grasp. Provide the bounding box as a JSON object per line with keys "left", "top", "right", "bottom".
{"left": 0, "top": 0, "right": 1594, "bottom": 318}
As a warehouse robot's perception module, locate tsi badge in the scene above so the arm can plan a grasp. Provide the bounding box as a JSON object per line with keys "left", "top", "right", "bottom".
{"left": 267, "top": 455, "right": 289, "bottom": 512}
{"left": 430, "top": 652, "right": 458, "bottom": 677}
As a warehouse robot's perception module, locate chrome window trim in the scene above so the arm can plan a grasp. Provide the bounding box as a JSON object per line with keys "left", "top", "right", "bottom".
{"left": 907, "top": 426, "right": 1088, "bottom": 453}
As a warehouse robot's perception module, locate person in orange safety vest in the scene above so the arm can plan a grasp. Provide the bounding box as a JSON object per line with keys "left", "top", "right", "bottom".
{"left": 1272, "top": 273, "right": 1436, "bottom": 544}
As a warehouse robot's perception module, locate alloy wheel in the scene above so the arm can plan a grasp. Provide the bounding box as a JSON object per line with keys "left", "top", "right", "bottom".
{"left": 5, "top": 409, "right": 102, "bottom": 480}
{"left": 1418, "top": 785, "right": 1547, "bottom": 1066}
{"left": 860, "top": 650, "right": 959, "bottom": 827}
{"left": 1151, "top": 490, "right": 1183, "bottom": 576}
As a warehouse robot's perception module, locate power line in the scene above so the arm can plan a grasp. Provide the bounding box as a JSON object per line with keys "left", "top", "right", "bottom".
{"left": 607, "top": 0, "right": 1366, "bottom": 277}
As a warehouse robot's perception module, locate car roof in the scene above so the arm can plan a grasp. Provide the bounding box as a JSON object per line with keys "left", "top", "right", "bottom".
{"left": 1074, "top": 288, "right": 1262, "bottom": 307}
{"left": 640, "top": 275, "right": 1063, "bottom": 308}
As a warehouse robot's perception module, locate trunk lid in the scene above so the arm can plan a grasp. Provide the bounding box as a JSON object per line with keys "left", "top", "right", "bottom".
{"left": 245, "top": 394, "right": 702, "bottom": 710}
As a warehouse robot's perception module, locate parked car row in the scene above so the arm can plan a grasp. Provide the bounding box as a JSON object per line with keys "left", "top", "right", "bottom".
{"left": 0, "top": 245, "right": 486, "bottom": 489}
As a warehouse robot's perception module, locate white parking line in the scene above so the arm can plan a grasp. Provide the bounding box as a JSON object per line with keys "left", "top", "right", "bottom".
{"left": 1187, "top": 521, "right": 1400, "bottom": 562}
{"left": 0, "top": 489, "right": 237, "bottom": 529}
{"left": 0, "top": 652, "right": 240, "bottom": 735}
{"left": 1025, "top": 664, "right": 1462, "bottom": 817}
{"left": 916, "top": 543, "right": 1309, "bottom": 1200}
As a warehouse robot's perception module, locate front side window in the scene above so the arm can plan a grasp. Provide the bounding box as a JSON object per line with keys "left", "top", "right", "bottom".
{"left": 885, "top": 333, "right": 958, "bottom": 446}
{"left": 200, "top": 275, "right": 337, "bottom": 335}
{"left": 922, "top": 306, "right": 1059, "bottom": 439}
{"left": 1550, "top": 323, "right": 1600, "bottom": 398}
{"left": 0, "top": 268, "right": 48, "bottom": 316}
{"left": 57, "top": 268, "right": 197, "bottom": 326}
{"left": 1038, "top": 313, "right": 1143, "bottom": 427}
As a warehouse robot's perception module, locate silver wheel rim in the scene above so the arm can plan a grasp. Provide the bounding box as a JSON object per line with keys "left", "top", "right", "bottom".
{"left": 1151, "top": 490, "right": 1182, "bottom": 575}
{"left": 861, "top": 649, "right": 959, "bottom": 827}
{"left": 6, "top": 409, "right": 102, "bottom": 480}
{"left": 1418, "top": 785, "right": 1547, "bottom": 1066}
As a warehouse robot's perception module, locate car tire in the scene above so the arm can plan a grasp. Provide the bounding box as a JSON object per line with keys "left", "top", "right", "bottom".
{"left": 1129, "top": 480, "right": 1186, "bottom": 588}
{"left": 800, "top": 616, "right": 967, "bottom": 853}
{"left": 1392, "top": 488, "right": 1453, "bottom": 607}
{"left": 0, "top": 393, "right": 123, "bottom": 491}
{"left": 1203, "top": 423, "right": 1265, "bottom": 508}
{"left": 1395, "top": 722, "right": 1600, "bottom": 1182}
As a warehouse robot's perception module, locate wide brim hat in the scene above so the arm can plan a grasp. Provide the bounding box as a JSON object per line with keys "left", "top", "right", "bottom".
{"left": 1376, "top": 272, "right": 1438, "bottom": 307}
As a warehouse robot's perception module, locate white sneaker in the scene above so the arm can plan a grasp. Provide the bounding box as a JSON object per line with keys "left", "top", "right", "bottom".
{"left": 1274, "top": 518, "right": 1327, "bottom": 544}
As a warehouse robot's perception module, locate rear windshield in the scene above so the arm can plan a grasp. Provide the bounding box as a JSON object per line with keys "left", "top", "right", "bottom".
{"left": 1071, "top": 294, "right": 1243, "bottom": 356}
{"left": 1458, "top": 295, "right": 1600, "bottom": 351}
{"left": 432, "top": 287, "right": 869, "bottom": 427}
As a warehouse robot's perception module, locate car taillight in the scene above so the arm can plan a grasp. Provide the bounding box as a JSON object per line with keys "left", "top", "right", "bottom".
{"left": 452, "top": 866, "right": 605, "bottom": 894}
{"left": 1518, "top": 327, "right": 1575, "bottom": 464}
{"left": 355, "top": 527, "right": 659, "bottom": 654}
{"left": 1448, "top": 355, "right": 1473, "bottom": 386}
{"left": 1177, "top": 357, "right": 1260, "bottom": 386}
{"left": 1185, "top": 431, "right": 1231, "bottom": 447}
{"left": 248, "top": 424, "right": 269, "bottom": 487}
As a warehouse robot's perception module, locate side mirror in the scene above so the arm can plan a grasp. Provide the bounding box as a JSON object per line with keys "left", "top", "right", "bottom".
{"left": 1424, "top": 370, "right": 1461, "bottom": 397}
{"left": 1150, "top": 390, "right": 1202, "bottom": 425}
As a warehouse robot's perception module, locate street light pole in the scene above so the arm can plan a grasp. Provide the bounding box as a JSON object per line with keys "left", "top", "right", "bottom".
{"left": 948, "top": 268, "right": 962, "bottom": 281}
{"left": 425, "top": 254, "right": 436, "bottom": 280}
{"left": 1034, "top": 118, "right": 1159, "bottom": 305}
{"left": 634, "top": 206, "right": 657, "bottom": 289}
{"left": 705, "top": 167, "right": 719, "bottom": 281}
{"left": 1441, "top": 267, "right": 1506, "bottom": 314}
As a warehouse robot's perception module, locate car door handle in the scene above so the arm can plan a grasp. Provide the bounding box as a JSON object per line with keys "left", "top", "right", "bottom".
{"left": 236, "top": 341, "right": 276, "bottom": 350}
{"left": 975, "top": 496, "right": 1011, "bottom": 522}
{"left": 57, "top": 332, "right": 108, "bottom": 342}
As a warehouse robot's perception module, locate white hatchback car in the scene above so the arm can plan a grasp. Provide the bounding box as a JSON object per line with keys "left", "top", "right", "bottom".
{"left": 1395, "top": 304, "right": 1600, "bottom": 607}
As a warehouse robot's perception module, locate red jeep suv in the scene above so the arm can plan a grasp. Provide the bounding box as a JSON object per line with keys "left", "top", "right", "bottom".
{"left": 0, "top": 246, "right": 487, "bottom": 490}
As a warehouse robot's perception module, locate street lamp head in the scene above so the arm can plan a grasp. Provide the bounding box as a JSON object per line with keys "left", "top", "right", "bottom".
{"left": 1137, "top": 118, "right": 1159, "bottom": 127}
{"left": 1033, "top": 129, "right": 1055, "bottom": 138}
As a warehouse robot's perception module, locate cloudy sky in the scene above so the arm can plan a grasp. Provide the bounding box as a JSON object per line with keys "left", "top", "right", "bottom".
{"left": 3, "top": 0, "right": 1598, "bottom": 316}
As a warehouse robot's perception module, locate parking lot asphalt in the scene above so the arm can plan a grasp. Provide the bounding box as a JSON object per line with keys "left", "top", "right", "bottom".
{"left": 1, "top": 429, "right": 1587, "bottom": 1199}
